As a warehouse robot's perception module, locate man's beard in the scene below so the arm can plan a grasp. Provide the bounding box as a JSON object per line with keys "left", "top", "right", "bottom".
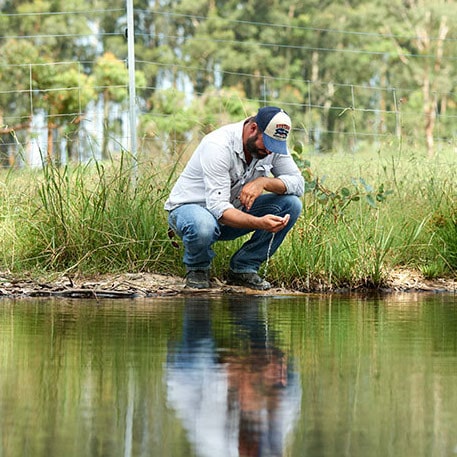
{"left": 245, "top": 134, "right": 268, "bottom": 160}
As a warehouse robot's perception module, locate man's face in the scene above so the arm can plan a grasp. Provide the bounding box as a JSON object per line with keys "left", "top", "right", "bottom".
{"left": 245, "top": 132, "right": 272, "bottom": 160}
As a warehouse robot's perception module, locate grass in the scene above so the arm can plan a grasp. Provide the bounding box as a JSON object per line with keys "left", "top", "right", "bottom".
{"left": 1, "top": 144, "right": 457, "bottom": 290}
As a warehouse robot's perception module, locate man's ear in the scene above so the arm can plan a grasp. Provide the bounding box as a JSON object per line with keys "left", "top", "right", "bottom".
{"left": 249, "top": 122, "right": 259, "bottom": 135}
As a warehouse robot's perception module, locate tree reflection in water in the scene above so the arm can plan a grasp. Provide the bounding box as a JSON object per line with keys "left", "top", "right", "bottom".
{"left": 166, "top": 297, "right": 301, "bottom": 457}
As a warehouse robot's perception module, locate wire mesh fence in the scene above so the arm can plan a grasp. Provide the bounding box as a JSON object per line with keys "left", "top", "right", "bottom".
{"left": 1, "top": 4, "right": 456, "bottom": 167}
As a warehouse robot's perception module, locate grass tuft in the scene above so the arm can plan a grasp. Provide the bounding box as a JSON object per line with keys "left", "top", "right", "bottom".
{"left": 1, "top": 146, "right": 457, "bottom": 290}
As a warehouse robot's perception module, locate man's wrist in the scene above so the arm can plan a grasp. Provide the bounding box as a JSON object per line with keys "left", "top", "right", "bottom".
{"left": 263, "top": 177, "right": 286, "bottom": 194}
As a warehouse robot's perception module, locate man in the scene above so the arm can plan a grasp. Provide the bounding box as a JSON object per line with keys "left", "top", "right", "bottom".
{"left": 164, "top": 106, "right": 304, "bottom": 290}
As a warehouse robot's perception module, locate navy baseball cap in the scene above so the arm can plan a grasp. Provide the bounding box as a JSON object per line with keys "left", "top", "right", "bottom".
{"left": 255, "top": 106, "right": 291, "bottom": 155}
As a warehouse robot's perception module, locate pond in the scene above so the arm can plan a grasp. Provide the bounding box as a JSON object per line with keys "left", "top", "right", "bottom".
{"left": 1, "top": 293, "right": 457, "bottom": 457}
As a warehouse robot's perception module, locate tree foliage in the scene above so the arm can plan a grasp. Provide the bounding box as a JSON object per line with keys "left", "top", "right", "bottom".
{"left": 0, "top": 0, "right": 456, "bottom": 165}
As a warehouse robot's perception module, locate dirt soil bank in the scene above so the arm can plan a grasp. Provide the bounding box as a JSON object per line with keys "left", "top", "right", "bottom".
{"left": 1, "top": 268, "right": 456, "bottom": 299}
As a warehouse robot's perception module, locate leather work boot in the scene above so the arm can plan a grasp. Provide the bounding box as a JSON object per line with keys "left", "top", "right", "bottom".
{"left": 185, "top": 270, "right": 211, "bottom": 289}
{"left": 227, "top": 271, "right": 271, "bottom": 290}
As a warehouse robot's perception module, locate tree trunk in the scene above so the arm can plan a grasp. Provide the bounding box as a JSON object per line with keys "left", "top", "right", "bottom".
{"left": 423, "top": 75, "right": 435, "bottom": 158}
{"left": 102, "top": 91, "right": 110, "bottom": 160}
{"left": 422, "top": 15, "right": 448, "bottom": 158}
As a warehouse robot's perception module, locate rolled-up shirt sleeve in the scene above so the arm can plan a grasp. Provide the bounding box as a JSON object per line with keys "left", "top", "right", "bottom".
{"left": 271, "top": 155, "right": 305, "bottom": 197}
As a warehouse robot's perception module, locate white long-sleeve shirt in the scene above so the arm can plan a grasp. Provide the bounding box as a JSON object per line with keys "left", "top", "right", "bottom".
{"left": 166, "top": 339, "right": 302, "bottom": 457}
{"left": 164, "top": 120, "right": 304, "bottom": 220}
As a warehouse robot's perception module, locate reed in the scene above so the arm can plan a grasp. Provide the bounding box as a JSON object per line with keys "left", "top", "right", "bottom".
{"left": 0, "top": 145, "right": 456, "bottom": 290}
{"left": 1, "top": 153, "right": 178, "bottom": 276}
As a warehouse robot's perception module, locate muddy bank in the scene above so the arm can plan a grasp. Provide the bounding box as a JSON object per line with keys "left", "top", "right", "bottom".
{"left": 0, "top": 272, "right": 301, "bottom": 299}
{"left": 0, "top": 269, "right": 456, "bottom": 299}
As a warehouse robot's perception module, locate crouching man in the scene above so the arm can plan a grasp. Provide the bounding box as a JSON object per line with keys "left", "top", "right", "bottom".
{"left": 164, "top": 106, "right": 304, "bottom": 290}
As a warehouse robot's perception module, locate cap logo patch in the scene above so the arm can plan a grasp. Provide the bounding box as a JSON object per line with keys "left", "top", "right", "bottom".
{"left": 273, "top": 124, "right": 290, "bottom": 140}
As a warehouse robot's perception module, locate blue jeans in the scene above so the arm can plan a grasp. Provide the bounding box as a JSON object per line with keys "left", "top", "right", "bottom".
{"left": 167, "top": 194, "right": 302, "bottom": 273}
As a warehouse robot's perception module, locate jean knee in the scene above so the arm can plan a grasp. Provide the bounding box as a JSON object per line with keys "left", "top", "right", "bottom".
{"left": 183, "top": 217, "right": 218, "bottom": 247}
{"left": 284, "top": 195, "right": 303, "bottom": 221}
{"left": 198, "top": 218, "right": 218, "bottom": 244}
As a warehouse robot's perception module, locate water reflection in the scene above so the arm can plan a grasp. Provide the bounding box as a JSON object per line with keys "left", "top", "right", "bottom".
{"left": 2, "top": 294, "right": 457, "bottom": 457}
{"left": 166, "top": 297, "right": 300, "bottom": 457}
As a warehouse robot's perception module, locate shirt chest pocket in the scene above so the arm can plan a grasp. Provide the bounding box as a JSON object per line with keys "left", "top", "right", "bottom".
{"left": 252, "top": 163, "right": 273, "bottom": 179}
{"left": 231, "top": 162, "right": 273, "bottom": 188}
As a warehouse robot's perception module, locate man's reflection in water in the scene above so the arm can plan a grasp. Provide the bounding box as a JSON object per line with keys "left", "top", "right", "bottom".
{"left": 166, "top": 297, "right": 301, "bottom": 457}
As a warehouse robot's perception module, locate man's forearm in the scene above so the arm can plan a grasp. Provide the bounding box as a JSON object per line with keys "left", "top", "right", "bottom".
{"left": 219, "top": 208, "right": 262, "bottom": 229}
{"left": 261, "top": 176, "right": 287, "bottom": 194}
{"left": 219, "top": 207, "right": 290, "bottom": 233}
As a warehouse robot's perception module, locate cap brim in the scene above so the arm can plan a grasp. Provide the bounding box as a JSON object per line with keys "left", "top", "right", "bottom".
{"left": 262, "top": 132, "right": 288, "bottom": 155}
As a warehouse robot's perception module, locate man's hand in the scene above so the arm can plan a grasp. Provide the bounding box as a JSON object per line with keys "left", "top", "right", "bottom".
{"left": 239, "top": 179, "right": 265, "bottom": 211}
{"left": 239, "top": 177, "right": 287, "bottom": 211}
{"left": 258, "top": 214, "right": 290, "bottom": 233}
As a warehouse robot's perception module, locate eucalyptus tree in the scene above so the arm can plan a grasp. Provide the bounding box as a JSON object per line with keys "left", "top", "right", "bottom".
{"left": 39, "top": 65, "right": 96, "bottom": 164}
{"left": 0, "top": 0, "right": 100, "bottom": 165}
{"left": 379, "top": 0, "right": 457, "bottom": 157}
{"left": 284, "top": 0, "right": 397, "bottom": 152}
{"left": 162, "top": 0, "right": 383, "bottom": 149}
{"left": 276, "top": 0, "right": 457, "bottom": 154}
{"left": 221, "top": 0, "right": 313, "bottom": 103}
{"left": 174, "top": 0, "right": 314, "bottom": 104}
{"left": 135, "top": 0, "right": 189, "bottom": 97}
{"left": 0, "top": 39, "right": 47, "bottom": 166}
{"left": 7, "top": 0, "right": 98, "bottom": 65}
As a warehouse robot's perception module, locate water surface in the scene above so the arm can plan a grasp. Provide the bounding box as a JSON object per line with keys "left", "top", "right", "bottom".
{"left": 1, "top": 293, "right": 457, "bottom": 457}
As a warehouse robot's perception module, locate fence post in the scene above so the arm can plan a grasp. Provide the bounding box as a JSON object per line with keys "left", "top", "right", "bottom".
{"left": 126, "top": 0, "right": 138, "bottom": 184}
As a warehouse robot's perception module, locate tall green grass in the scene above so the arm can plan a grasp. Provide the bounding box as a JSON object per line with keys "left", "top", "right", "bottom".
{"left": 1, "top": 153, "right": 178, "bottom": 276}
{"left": 1, "top": 145, "right": 457, "bottom": 289}
{"left": 269, "top": 146, "right": 457, "bottom": 289}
